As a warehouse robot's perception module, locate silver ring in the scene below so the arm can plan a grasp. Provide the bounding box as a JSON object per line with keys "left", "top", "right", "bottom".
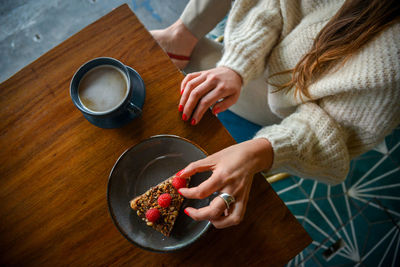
{"left": 218, "top": 193, "right": 235, "bottom": 209}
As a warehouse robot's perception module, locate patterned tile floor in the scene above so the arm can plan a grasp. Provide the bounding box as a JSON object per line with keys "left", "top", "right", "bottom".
{"left": 218, "top": 110, "right": 400, "bottom": 267}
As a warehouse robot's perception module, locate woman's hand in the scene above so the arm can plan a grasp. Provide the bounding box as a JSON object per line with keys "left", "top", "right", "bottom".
{"left": 177, "top": 138, "right": 273, "bottom": 228}
{"left": 179, "top": 66, "right": 242, "bottom": 125}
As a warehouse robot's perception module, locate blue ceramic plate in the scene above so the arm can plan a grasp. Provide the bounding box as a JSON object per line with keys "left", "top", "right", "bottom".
{"left": 107, "top": 135, "right": 213, "bottom": 252}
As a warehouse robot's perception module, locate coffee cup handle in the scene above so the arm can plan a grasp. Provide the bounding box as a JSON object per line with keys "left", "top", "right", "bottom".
{"left": 127, "top": 102, "right": 142, "bottom": 116}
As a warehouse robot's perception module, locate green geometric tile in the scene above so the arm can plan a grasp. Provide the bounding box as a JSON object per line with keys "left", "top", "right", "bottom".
{"left": 347, "top": 151, "right": 385, "bottom": 187}
{"left": 218, "top": 108, "right": 400, "bottom": 267}
{"left": 348, "top": 157, "right": 400, "bottom": 219}
{"left": 270, "top": 175, "right": 299, "bottom": 193}
{"left": 315, "top": 199, "right": 345, "bottom": 234}
{"left": 278, "top": 185, "right": 308, "bottom": 203}
{"left": 385, "top": 126, "right": 400, "bottom": 152}
{"left": 360, "top": 156, "right": 398, "bottom": 187}
{"left": 328, "top": 194, "right": 351, "bottom": 226}
{"left": 358, "top": 221, "right": 398, "bottom": 265}
{"left": 360, "top": 201, "right": 393, "bottom": 223}
{"left": 330, "top": 182, "right": 346, "bottom": 196}
{"left": 388, "top": 137, "right": 400, "bottom": 166}
{"left": 299, "top": 178, "right": 318, "bottom": 198}
{"left": 313, "top": 186, "right": 328, "bottom": 200}
{"left": 305, "top": 201, "right": 336, "bottom": 237}
{"left": 287, "top": 200, "right": 310, "bottom": 217}
{"left": 301, "top": 212, "right": 330, "bottom": 244}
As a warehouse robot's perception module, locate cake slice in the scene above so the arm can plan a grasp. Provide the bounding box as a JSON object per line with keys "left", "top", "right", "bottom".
{"left": 130, "top": 175, "right": 190, "bottom": 237}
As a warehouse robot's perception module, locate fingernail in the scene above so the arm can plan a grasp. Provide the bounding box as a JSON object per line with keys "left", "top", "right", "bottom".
{"left": 178, "top": 105, "right": 183, "bottom": 112}
{"left": 178, "top": 189, "right": 183, "bottom": 196}
{"left": 213, "top": 107, "right": 220, "bottom": 115}
{"left": 176, "top": 169, "right": 184, "bottom": 176}
{"left": 182, "top": 114, "right": 187, "bottom": 121}
{"left": 184, "top": 208, "right": 190, "bottom": 216}
{"left": 180, "top": 89, "right": 184, "bottom": 95}
{"left": 191, "top": 118, "right": 196, "bottom": 125}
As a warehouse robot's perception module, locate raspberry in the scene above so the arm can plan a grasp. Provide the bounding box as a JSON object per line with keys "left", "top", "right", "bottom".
{"left": 145, "top": 208, "right": 160, "bottom": 222}
{"left": 172, "top": 176, "right": 187, "bottom": 190}
{"left": 158, "top": 193, "right": 172, "bottom": 208}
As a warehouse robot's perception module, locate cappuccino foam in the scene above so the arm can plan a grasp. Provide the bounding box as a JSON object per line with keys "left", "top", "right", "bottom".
{"left": 78, "top": 65, "right": 128, "bottom": 113}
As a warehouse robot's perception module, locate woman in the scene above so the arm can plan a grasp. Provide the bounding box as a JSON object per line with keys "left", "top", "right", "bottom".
{"left": 152, "top": 0, "right": 400, "bottom": 229}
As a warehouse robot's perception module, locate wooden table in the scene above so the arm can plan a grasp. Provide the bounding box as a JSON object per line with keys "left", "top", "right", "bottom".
{"left": 0, "top": 5, "right": 311, "bottom": 266}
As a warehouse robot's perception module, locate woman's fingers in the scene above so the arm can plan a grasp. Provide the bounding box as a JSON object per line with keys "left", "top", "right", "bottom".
{"left": 179, "top": 73, "right": 207, "bottom": 111}
{"left": 181, "top": 78, "right": 218, "bottom": 122}
{"left": 209, "top": 181, "right": 251, "bottom": 228}
{"left": 190, "top": 85, "right": 227, "bottom": 124}
{"left": 178, "top": 159, "right": 221, "bottom": 200}
{"left": 177, "top": 159, "right": 214, "bottom": 179}
{"left": 179, "top": 67, "right": 242, "bottom": 124}
{"left": 185, "top": 183, "right": 248, "bottom": 227}
{"left": 179, "top": 173, "right": 222, "bottom": 199}
{"left": 184, "top": 196, "right": 227, "bottom": 221}
{"left": 210, "top": 202, "right": 243, "bottom": 228}
{"left": 182, "top": 174, "right": 252, "bottom": 227}
{"left": 211, "top": 95, "right": 238, "bottom": 116}
{"left": 180, "top": 72, "right": 201, "bottom": 94}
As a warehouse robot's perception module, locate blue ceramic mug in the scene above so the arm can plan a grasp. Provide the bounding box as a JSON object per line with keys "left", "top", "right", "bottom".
{"left": 70, "top": 57, "right": 145, "bottom": 128}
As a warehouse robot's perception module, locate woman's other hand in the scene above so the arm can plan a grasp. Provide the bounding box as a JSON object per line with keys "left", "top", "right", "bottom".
{"left": 179, "top": 66, "right": 242, "bottom": 125}
{"left": 177, "top": 138, "right": 273, "bottom": 228}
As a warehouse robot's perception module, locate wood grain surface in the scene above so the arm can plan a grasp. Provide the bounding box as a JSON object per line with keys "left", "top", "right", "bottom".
{"left": 0, "top": 5, "right": 311, "bottom": 266}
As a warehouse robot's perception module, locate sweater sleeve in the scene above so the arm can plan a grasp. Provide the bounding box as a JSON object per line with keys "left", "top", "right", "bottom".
{"left": 255, "top": 80, "right": 400, "bottom": 185}
{"left": 254, "top": 102, "right": 351, "bottom": 185}
{"left": 216, "top": 0, "right": 282, "bottom": 85}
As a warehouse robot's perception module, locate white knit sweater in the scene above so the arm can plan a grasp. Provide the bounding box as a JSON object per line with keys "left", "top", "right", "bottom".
{"left": 216, "top": 0, "right": 400, "bottom": 184}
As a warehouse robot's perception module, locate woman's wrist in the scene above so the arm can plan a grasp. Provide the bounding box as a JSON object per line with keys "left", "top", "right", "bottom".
{"left": 219, "top": 66, "right": 243, "bottom": 87}
{"left": 245, "top": 138, "right": 274, "bottom": 174}
{"left": 168, "top": 19, "right": 198, "bottom": 53}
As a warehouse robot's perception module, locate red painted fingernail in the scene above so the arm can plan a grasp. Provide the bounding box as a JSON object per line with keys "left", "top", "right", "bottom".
{"left": 178, "top": 189, "right": 183, "bottom": 196}
{"left": 213, "top": 107, "right": 220, "bottom": 115}
{"left": 180, "top": 89, "right": 184, "bottom": 95}
{"left": 191, "top": 119, "right": 196, "bottom": 125}
{"left": 184, "top": 208, "right": 190, "bottom": 216}
{"left": 176, "top": 169, "right": 184, "bottom": 176}
{"left": 182, "top": 114, "right": 187, "bottom": 121}
{"left": 178, "top": 105, "right": 183, "bottom": 112}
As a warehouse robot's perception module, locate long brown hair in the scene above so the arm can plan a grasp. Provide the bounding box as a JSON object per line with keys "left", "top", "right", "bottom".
{"left": 270, "top": 0, "right": 400, "bottom": 99}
